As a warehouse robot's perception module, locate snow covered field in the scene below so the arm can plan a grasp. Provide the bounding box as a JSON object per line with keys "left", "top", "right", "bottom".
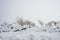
{"left": 0, "top": 18, "right": 60, "bottom": 40}
{"left": 0, "top": 26, "right": 60, "bottom": 40}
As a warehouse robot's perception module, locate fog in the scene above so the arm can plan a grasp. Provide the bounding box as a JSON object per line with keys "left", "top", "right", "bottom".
{"left": 0, "top": 0, "right": 60, "bottom": 23}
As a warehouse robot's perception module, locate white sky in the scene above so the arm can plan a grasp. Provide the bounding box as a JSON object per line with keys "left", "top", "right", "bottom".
{"left": 0, "top": 0, "right": 60, "bottom": 24}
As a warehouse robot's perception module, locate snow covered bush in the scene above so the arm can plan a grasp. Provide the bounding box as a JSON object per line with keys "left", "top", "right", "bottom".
{"left": 38, "top": 20, "right": 60, "bottom": 32}
{"left": 0, "top": 21, "right": 12, "bottom": 32}
{"left": 0, "top": 17, "right": 36, "bottom": 33}
{"left": 16, "top": 17, "right": 36, "bottom": 28}
{"left": 0, "top": 17, "right": 60, "bottom": 33}
{"left": 0, "top": 21, "right": 19, "bottom": 33}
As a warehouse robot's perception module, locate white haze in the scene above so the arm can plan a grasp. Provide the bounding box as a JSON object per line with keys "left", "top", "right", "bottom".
{"left": 0, "top": 0, "right": 60, "bottom": 24}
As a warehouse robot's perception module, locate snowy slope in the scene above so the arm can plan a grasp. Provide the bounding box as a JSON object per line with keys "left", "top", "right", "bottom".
{"left": 0, "top": 26, "right": 60, "bottom": 40}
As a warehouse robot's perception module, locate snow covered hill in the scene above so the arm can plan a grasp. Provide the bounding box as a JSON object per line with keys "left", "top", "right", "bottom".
{"left": 0, "top": 26, "right": 60, "bottom": 40}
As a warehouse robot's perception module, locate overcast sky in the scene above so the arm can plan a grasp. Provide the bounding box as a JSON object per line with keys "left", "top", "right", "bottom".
{"left": 0, "top": 0, "right": 60, "bottom": 23}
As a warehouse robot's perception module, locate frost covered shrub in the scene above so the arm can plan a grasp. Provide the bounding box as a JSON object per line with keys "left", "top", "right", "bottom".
{"left": 0, "top": 17, "right": 36, "bottom": 33}
{"left": 0, "top": 17, "right": 60, "bottom": 33}
{"left": 0, "top": 21, "right": 17, "bottom": 32}
{"left": 38, "top": 20, "right": 60, "bottom": 32}
{"left": 45, "top": 21, "right": 60, "bottom": 27}
{"left": 38, "top": 20, "right": 60, "bottom": 27}
{"left": 16, "top": 17, "right": 35, "bottom": 28}
{"left": 45, "top": 21, "right": 57, "bottom": 27}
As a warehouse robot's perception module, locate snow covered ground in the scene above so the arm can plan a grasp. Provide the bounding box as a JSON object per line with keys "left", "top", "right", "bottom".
{"left": 0, "top": 26, "right": 60, "bottom": 40}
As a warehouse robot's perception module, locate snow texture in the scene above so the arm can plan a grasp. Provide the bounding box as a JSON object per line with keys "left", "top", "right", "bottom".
{"left": 0, "top": 26, "right": 60, "bottom": 40}
{"left": 0, "top": 20, "right": 60, "bottom": 40}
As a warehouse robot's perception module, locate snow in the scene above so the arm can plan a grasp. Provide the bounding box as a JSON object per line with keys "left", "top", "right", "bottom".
{"left": 0, "top": 19, "right": 60, "bottom": 40}
{"left": 0, "top": 26, "right": 60, "bottom": 40}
